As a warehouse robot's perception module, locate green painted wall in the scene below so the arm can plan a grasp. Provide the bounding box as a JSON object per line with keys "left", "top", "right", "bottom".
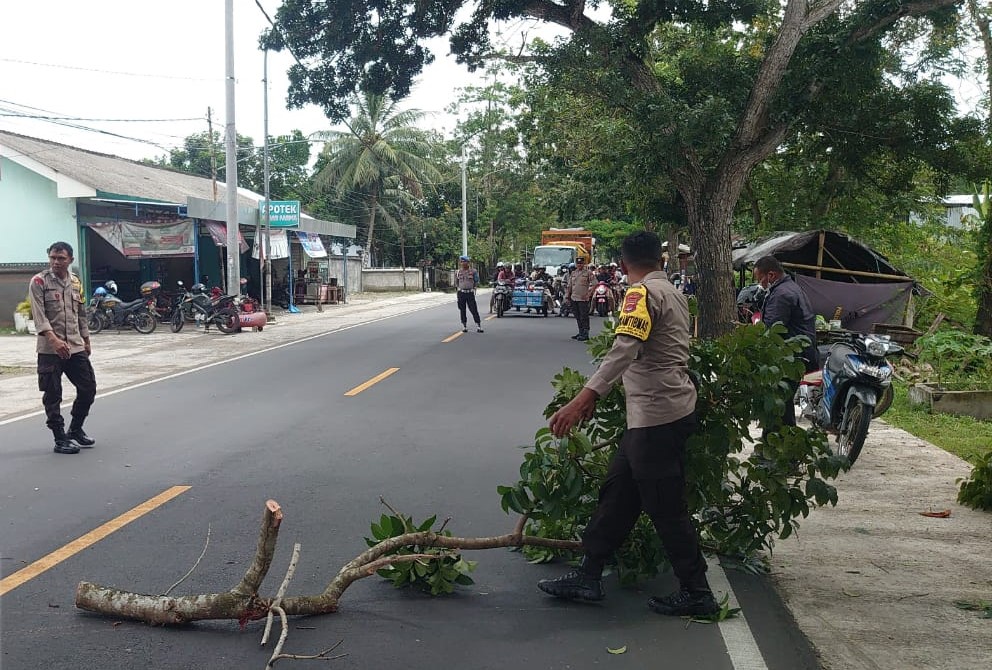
{"left": 0, "top": 157, "right": 79, "bottom": 263}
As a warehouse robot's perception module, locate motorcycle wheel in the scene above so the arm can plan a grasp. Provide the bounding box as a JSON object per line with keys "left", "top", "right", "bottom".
{"left": 873, "top": 385, "right": 894, "bottom": 418}
{"left": 496, "top": 301, "right": 504, "bottom": 318}
{"left": 214, "top": 308, "right": 240, "bottom": 335}
{"left": 597, "top": 302, "right": 608, "bottom": 317}
{"left": 133, "top": 311, "right": 157, "bottom": 334}
{"left": 835, "top": 398, "right": 872, "bottom": 465}
{"left": 87, "top": 312, "right": 103, "bottom": 334}
{"left": 170, "top": 308, "right": 185, "bottom": 333}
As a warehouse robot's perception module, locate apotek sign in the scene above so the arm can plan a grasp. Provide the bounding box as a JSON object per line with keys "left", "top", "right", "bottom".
{"left": 260, "top": 200, "right": 301, "bottom": 227}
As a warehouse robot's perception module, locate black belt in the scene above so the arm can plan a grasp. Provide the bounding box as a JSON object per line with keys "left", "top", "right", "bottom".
{"left": 458, "top": 289, "right": 475, "bottom": 293}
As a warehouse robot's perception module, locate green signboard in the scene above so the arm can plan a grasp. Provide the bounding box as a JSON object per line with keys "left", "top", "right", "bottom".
{"left": 260, "top": 200, "right": 301, "bottom": 228}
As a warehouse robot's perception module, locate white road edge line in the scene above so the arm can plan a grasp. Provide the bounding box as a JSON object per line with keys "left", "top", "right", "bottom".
{"left": 0, "top": 303, "right": 436, "bottom": 427}
{"left": 706, "top": 555, "right": 769, "bottom": 670}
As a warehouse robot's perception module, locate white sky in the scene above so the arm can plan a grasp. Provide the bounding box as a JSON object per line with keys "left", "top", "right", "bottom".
{"left": 0, "top": 0, "right": 539, "bottom": 162}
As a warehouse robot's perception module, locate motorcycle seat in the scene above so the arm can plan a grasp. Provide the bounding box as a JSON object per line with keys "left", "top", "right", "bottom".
{"left": 800, "top": 370, "right": 823, "bottom": 386}
{"left": 119, "top": 298, "right": 147, "bottom": 309}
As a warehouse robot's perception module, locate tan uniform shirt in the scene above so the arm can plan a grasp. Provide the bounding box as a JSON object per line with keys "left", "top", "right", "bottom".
{"left": 455, "top": 268, "right": 479, "bottom": 291}
{"left": 29, "top": 268, "right": 90, "bottom": 355}
{"left": 585, "top": 270, "right": 696, "bottom": 428}
{"left": 566, "top": 266, "right": 596, "bottom": 301}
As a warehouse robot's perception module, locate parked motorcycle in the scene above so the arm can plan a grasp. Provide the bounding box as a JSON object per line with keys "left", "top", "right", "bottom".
{"left": 492, "top": 280, "right": 512, "bottom": 318}
{"left": 169, "top": 281, "right": 240, "bottom": 334}
{"left": 795, "top": 332, "right": 902, "bottom": 465}
{"left": 87, "top": 280, "right": 157, "bottom": 334}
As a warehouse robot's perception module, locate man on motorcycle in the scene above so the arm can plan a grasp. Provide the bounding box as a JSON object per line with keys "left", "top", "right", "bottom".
{"left": 753, "top": 255, "right": 818, "bottom": 430}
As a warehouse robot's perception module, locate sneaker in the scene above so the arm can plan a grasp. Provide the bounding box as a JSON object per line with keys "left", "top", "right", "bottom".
{"left": 537, "top": 569, "right": 605, "bottom": 602}
{"left": 647, "top": 588, "right": 719, "bottom": 617}
{"left": 476, "top": 327, "right": 484, "bottom": 333}
{"left": 570, "top": 334, "right": 581, "bottom": 340}
{"left": 461, "top": 326, "right": 468, "bottom": 333}
{"left": 67, "top": 428, "right": 96, "bottom": 447}
{"left": 53, "top": 439, "right": 80, "bottom": 455}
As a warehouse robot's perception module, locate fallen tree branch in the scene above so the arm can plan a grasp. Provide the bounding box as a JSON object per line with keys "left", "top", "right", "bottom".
{"left": 75, "top": 500, "right": 582, "bottom": 624}
{"left": 262, "top": 542, "right": 301, "bottom": 646}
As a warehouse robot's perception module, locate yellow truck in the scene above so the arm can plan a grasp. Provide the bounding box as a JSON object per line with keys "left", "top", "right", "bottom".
{"left": 534, "top": 228, "right": 594, "bottom": 272}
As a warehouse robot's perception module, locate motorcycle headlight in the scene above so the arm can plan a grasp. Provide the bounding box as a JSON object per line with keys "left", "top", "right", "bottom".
{"left": 865, "top": 335, "right": 891, "bottom": 357}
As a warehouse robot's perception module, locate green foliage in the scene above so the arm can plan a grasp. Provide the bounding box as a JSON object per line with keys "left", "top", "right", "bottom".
{"left": 15, "top": 297, "right": 31, "bottom": 316}
{"left": 954, "top": 598, "right": 992, "bottom": 618}
{"left": 957, "top": 450, "right": 992, "bottom": 511}
{"left": 365, "top": 512, "right": 477, "bottom": 596}
{"left": 500, "top": 323, "right": 848, "bottom": 583}
{"left": 917, "top": 330, "right": 992, "bottom": 387}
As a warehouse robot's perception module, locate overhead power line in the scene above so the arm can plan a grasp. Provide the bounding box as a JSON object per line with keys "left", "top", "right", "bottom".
{"left": 0, "top": 57, "right": 222, "bottom": 82}
{"left": 0, "top": 113, "right": 206, "bottom": 123}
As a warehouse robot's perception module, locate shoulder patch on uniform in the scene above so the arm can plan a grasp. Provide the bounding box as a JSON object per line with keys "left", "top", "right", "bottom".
{"left": 32, "top": 275, "right": 45, "bottom": 286}
{"left": 615, "top": 285, "right": 652, "bottom": 341}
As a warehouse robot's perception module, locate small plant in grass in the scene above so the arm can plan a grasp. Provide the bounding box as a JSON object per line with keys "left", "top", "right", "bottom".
{"left": 916, "top": 330, "right": 992, "bottom": 388}
{"left": 957, "top": 451, "right": 992, "bottom": 511}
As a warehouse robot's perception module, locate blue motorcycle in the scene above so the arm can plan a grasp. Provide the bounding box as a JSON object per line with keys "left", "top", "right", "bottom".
{"left": 796, "top": 332, "right": 902, "bottom": 465}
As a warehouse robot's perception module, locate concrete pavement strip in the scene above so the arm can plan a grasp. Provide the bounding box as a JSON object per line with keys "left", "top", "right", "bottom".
{"left": 1, "top": 290, "right": 988, "bottom": 669}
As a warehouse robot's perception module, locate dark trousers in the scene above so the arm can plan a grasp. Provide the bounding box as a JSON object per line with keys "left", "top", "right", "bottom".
{"left": 760, "top": 378, "right": 799, "bottom": 443}
{"left": 572, "top": 300, "right": 590, "bottom": 335}
{"left": 37, "top": 352, "right": 97, "bottom": 432}
{"left": 457, "top": 291, "right": 481, "bottom": 325}
{"left": 581, "top": 413, "right": 708, "bottom": 590}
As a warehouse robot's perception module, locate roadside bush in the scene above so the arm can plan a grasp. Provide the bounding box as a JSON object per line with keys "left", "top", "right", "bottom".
{"left": 916, "top": 330, "right": 992, "bottom": 387}
{"left": 15, "top": 297, "right": 31, "bottom": 316}
{"left": 498, "top": 323, "right": 847, "bottom": 584}
{"left": 957, "top": 451, "right": 992, "bottom": 512}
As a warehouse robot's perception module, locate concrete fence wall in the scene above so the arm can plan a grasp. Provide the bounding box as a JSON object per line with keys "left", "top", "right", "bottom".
{"left": 361, "top": 268, "right": 422, "bottom": 292}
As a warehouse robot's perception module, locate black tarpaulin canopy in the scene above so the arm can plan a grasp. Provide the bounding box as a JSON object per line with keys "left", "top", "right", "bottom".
{"left": 732, "top": 230, "right": 924, "bottom": 332}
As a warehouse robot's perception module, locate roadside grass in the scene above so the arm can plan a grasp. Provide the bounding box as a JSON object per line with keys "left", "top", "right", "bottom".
{"left": 883, "top": 382, "right": 992, "bottom": 464}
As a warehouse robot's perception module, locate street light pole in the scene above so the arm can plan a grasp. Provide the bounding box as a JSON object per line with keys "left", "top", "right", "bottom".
{"left": 461, "top": 145, "right": 468, "bottom": 257}
{"left": 224, "top": 0, "right": 241, "bottom": 296}
{"left": 262, "top": 48, "right": 272, "bottom": 315}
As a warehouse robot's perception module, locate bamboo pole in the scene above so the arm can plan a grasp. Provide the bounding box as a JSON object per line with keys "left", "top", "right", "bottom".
{"left": 816, "top": 231, "right": 825, "bottom": 279}
{"left": 780, "top": 262, "right": 911, "bottom": 282}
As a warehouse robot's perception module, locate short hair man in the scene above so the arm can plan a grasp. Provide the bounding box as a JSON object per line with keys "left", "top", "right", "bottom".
{"left": 752, "top": 255, "right": 818, "bottom": 428}
{"left": 565, "top": 256, "right": 596, "bottom": 341}
{"left": 28, "top": 242, "right": 98, "bottom": 454}
{"left": 537, "top": 230, "right": 719, "bottom": 617}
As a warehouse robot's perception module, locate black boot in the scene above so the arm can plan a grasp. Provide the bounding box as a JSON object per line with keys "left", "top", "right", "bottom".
{"left": 647, "top": 587, "right": 719, "bottom": 617}
{"left": 537, "top": 557, "right": 604, "bottom": 602}
{"left": 67, "top": 426, "right": 96, "bottom": 447}
{"left": 52, "top": 426, "right": 80, "bottom": 455}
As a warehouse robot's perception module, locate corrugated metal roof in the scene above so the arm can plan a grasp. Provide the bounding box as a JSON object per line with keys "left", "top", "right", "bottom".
{"left": 0, "top": 130, "right": 261, "bottom": 209}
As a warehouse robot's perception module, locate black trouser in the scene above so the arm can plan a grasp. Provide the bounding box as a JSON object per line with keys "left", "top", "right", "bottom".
{"left": 581, "top": 413, "right": 708, "bottom": 591}
{"left": 572, "top": 300, "right": 590, "bottom": 335}
{"left": 38, "top": 352, "right": 97, "bottom": 432}
{"left": 457, "top": 291, "right": 481, "bottom": 326}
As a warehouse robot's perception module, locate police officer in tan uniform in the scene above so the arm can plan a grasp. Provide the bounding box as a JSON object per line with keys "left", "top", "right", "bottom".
{"left": 537, "top": 230, "right": 719, "bottom": 617}
{"left": 28, "top": 241, "right": 97, "bottom": 454}
{"left": 565, "top": 256, "right": 596, "bottom": 341}
{"left": 454, "top": 255, "right": 484, "bottom": 333}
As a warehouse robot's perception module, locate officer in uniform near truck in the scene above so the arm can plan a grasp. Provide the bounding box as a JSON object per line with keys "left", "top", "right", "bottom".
{"left": 565, "top": 256, "right": 596, "bottom": 341}
{"left": 537, "top": 230, "right": 719, "bottom": 617}
{"left": 28, "top": 241, "right": 98, "bottom": 454}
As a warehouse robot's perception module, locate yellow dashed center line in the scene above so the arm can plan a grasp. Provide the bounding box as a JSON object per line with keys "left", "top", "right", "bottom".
{"left": 442, "top": 332, "right": 464, "bottom": 343}
{"left": 344, "top": 367, "right": 401, "bottom": 396}
{"left": 484, "top": 315, "right": 496, "bottom": 321}
{"left": 0, "top": 485, "right": 191, "bottom": 598}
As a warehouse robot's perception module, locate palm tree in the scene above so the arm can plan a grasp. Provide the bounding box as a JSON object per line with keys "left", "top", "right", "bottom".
{"left": 313, "top": 93, "right": 439, "bottom": 265}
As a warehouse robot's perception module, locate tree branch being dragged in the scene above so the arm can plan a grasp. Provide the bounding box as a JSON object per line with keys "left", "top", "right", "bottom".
{"left": 74, "top": 500, "right": 579, "bottom": 625}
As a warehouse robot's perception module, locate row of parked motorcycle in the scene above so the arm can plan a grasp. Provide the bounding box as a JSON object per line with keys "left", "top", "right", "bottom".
{"left": 86, "top": 279, "right": 262, "bottom": 336}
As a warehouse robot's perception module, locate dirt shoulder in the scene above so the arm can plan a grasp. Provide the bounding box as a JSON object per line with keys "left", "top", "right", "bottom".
{"left": 767, "top": 420, "right": 991, "bottom": 669}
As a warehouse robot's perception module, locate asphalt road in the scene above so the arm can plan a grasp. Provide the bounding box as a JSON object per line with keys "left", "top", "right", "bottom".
{"left": 0, "top": 301, "right": 818, "bottom": 670}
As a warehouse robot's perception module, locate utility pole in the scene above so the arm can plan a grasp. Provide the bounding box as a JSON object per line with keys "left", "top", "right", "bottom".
{"left": 224, "top": 0, "right": 241, "bottom": 296}
{"left": 207, "top": 107, "right": 217, "bottom": 202}
{"left": 461, "top": 146, "right": 468, "bottom": 257}
{"left": 262, "top": 49, "right": 272, "bottom": 315}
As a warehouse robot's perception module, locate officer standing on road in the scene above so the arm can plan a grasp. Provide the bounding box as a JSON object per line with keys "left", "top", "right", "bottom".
{"left": 455, "top": 255, "right": 484, "bottom": 333}
{"left": 565, "top": 256, "right": 595, "bottom": 341}
{"left": 537, "top": 230, "right": 719, "bottom": 617}
{"left": 28, "top": 241, "right": 98, "bottom": 455}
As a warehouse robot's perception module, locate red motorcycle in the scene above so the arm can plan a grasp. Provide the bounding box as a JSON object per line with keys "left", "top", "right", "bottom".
{"left": 593, "top": 281, "right": 614, "bottom": 317}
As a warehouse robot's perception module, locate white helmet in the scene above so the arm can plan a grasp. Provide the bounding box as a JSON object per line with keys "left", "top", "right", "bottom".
{"left": 496, "top": 261, "right": 505, "bottom": 267}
